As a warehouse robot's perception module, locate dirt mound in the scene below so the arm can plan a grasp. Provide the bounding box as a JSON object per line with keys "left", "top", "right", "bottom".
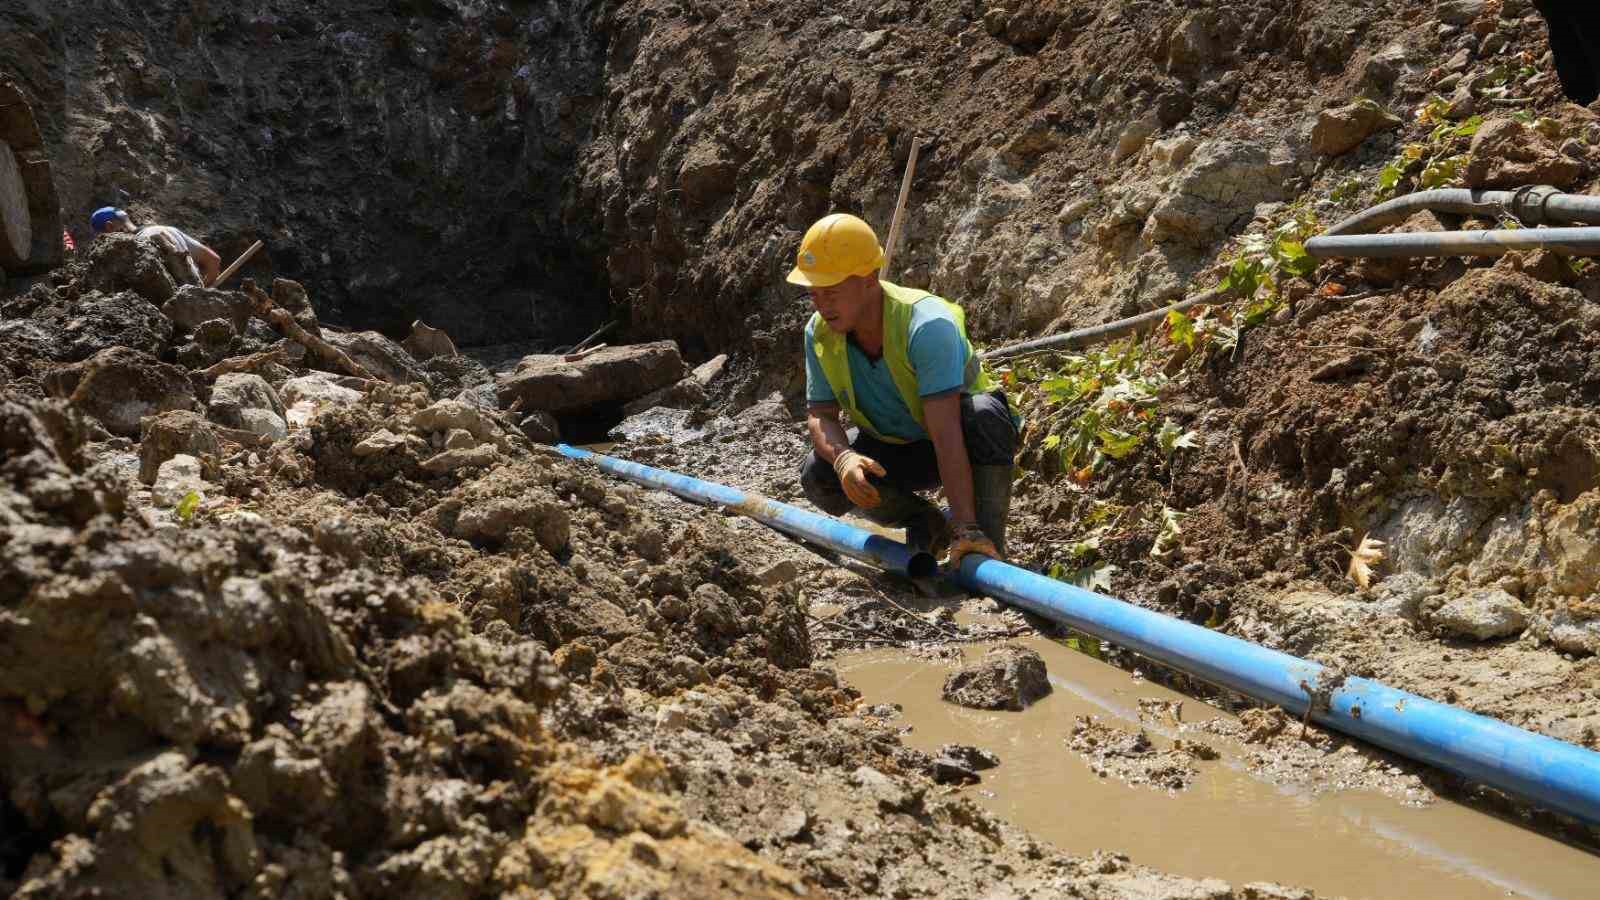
{"left": 1, "top": 239, "right": 1337, "bottom": 897}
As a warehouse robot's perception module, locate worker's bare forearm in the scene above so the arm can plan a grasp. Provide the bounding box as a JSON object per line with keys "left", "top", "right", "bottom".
{"left": 923, "top": 394, "right": 977, "bottom": 523}
{"left": 806, "top": 404, "right": 851, "bottom": 465}
{"left": 195, "top": 244, "right": 222, "bottom": 284}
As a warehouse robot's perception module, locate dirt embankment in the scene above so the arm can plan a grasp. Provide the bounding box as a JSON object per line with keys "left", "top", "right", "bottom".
{"left": 579, "top": 0, "right": 1433, "bottom": 401}
{"left": 0, "top": 235, "right": 1317, "bottom": 896}
{"left": 9, "top": 1, "right": 1449, "bottom": 383}
{"left": 988, "top": 0, "right": 1600, "bottom": 833}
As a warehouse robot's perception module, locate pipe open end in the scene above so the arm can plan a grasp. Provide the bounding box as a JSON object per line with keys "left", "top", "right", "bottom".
{"left": 905, "top": 551, "right": 938, "bottom": 579}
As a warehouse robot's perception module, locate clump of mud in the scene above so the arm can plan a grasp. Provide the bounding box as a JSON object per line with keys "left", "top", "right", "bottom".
{"left": 1194, "top": 708, "right": 1434, "bottom": 805}
{"left": 1067, "top": 716, "right": 1218, "bottom": 793}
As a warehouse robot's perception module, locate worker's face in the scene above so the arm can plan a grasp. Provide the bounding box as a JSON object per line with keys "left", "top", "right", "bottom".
{"left": 809, "top": 273, "right": 878, "bottom": 334}
{"left": 113, "top": 212, "right": 135, "bottom": 233}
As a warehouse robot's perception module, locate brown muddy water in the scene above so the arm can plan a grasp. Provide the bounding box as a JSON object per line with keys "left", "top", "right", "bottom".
{"left": 836, "top": 636, "right": 1600, "bottom": 900}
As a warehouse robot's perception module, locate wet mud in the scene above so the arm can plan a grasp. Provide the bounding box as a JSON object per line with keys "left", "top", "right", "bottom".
{"left": 838, "top": 636, "right": 1600, "bottom": 900}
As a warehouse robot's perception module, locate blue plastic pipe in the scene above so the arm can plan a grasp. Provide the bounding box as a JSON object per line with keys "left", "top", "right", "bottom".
{"left": 555, "top": 444, "right": 936, "bottom": 578}
{"left": 561, "top": 444, "right": 1600, "bottom": 824}
{"left": 953, "top": 554, "right": 1600, "bottom": 825}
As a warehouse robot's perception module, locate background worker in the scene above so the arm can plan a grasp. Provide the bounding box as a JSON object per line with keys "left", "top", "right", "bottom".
{"left": 791, "top": 213, "right": 1017, "bottom": 567}
{"left": 90, "top": 206, "right": 221, "bottom": 286}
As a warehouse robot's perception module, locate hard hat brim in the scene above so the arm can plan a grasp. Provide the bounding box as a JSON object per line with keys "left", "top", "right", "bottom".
{"left": 786, "top": 265, "right": 849, "bottom": 288}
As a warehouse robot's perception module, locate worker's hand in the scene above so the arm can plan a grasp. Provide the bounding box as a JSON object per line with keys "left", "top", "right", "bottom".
{"left": 832, "top": 449, "right": 886, "bottom": 509}
{"left": 945, "top": 522, "right": 999, "bottom": 568}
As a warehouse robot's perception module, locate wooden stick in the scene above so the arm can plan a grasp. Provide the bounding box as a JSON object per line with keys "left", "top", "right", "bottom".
{"left": 571, "top": 320, "right": 617, "bottom": 354}
{"left": 881, "top": 138, "right": 920, "bottom": 279}
{"left": 240, "top": 279, "right": 381, "bottom": 381}
{"left": 201, "top": 347, "right": 287, "bottom": 380}
{"left": 210, "top": 239, "right": 263, "bottom": 288}
{"left": 214, "top": 426, "right": 273, "bottom": 448}
{"left": 563, "top": 342, "right": 608, "bottom": 362}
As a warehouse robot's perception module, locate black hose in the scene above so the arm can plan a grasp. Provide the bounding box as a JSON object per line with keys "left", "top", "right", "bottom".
{"left": 1306, "top": 225, "right": 1600, "bottom": 258}
{"left": 981, "top": 287, "right": 1225, "bottom": 361}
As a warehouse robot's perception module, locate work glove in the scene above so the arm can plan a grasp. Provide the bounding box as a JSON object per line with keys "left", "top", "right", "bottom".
{"left": 832, "top": 449, "right": 886, "bottom": 509}
{"left": 945, "top": 521, "right": 1000, "bottom": 568}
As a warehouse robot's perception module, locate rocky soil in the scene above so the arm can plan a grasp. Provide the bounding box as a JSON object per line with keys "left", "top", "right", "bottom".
{"left": 0, "top": 211, "right": 1321, "bottom": 897}
{"left": 10, "top": 0, "right": 1600, "bottom": 894}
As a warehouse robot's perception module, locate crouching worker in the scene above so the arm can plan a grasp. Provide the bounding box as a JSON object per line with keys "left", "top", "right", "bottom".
{"left": 791, "top": 213, "right": 1017, "bottom": 567}
{"left": 90, "top": 206, "right": 221, "bottom": 287}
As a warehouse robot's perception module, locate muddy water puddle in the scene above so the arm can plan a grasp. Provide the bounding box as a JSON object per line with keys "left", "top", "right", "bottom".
{"left": 837, "top": 636, "right": 1600, "bottom": 899}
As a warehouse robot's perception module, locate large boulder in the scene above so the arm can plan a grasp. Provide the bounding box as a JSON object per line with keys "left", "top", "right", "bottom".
{"left": 55, "top": 347, "right": 196, "bottom": 438}
{"left": 161, "top": 285, "right": 254, "bottom": 333}
{"left": 1146, "top": 140, "right": 1292, "bottom": 248}
{"left": 34, "top": 289, "right": 173, "bottom": 362}
{"left": 401, "top": 320, "right": 458, "bottom": 361}
{"left": 209, "top": 373, "right": 287, "bottom": 440}
{"left": 84, "top": 232, "right": 176, "bottom": 305}
{"left": 1464, "top": 118, "right": 1583, "bottom": 189}
{"left": 1430, "top": 588, "right": 1528, "bottom": 640}
{"left": 496, "top": 342, "right": 689, "bottom": 415}
{"left": 1310, "top": 100, "right": 1401, "bottom": 157}
{"left": 322, "top": 330, "right": 429, "bottom": 385}
{"left": 410, "top": 399, "right": 516, "bottom": 452}
{"left": 620, "top": 376, "right": 707, "bottom": 417}
{"left": 139, "top": 410, "right": 221, "bottom": 484}
{"left": 941, "top": 645, "right": 1052, "bottom": 711}
{"left": 280, "top": 372, "right": 364, "bottom": 428}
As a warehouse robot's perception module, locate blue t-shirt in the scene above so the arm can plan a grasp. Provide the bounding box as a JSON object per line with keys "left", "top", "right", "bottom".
{"left": 804, "top": 297, "right": 972, "bottom": 442}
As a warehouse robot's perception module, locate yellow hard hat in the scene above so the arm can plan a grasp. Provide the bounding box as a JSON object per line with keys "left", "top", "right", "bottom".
{"left": 786, "top": 213, "right": 884, "bottom": 288}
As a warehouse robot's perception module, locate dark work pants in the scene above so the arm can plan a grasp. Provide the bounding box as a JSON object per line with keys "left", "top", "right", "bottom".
{"left": 1536, "top": 0, "right": 1600, "bottom": 105}
{"left": 799, "top": 390, "right": 1018, "bottom": 517}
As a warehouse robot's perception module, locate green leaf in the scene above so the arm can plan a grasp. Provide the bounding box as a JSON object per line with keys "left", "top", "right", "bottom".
{"left": 1150, "top": 505, "right": 1187, "bottom": 558}
{"left": 1167, "top": 308, "right": 1196, "bottom": 350}
{"left": 1042, "top": 433, "right": 1062, "bottom": 451}
{"left": 1063, "top": 630, "right": 1105, "bottom": 660}
{"left": 1453, "top": 114, "right": 1483, "bottom": 137}
{"left": 1096, "top": 428, "right": 1144, "bottom": 459}
{"left": 1274, "top": 239, "right": 1319, "bottom": 277}
{"left": 1157, "top": 420, "right": 1199, "bottom": 456}
{"left": 176, "top": 490, "right": 201, "bottom": 523}
{"left": 1071, "top": 562, "right": 1118, "bottom": 594}
{"left": 1376, "top": 163, "right": 1404, "bottom": 194}
{"left": 1420, "top": 153, "right": 1469, "bottom": 189}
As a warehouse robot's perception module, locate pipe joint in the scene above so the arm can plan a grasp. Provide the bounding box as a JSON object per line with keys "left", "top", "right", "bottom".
{"left": 1511, "top": 185, "right": 1563, "bottom": 225}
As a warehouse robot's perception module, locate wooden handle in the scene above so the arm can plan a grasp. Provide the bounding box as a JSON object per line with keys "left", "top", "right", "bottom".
{"left": 881, "top": 139, "right": 920, "bottom": 279}
{"left": 211, "top": 239, "right": 263, "bottom": 288}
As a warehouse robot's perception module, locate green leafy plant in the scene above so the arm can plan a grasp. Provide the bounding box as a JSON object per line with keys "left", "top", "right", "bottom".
{"left": 1156, "top": 419, "right": 1198, "bottom": 458}
{"left": 1150, "top": 505, "right": 1186, "bottom": 559}
{"left": 1374, "top": 100, "right": 1481, "bottom": 200}
{"left": 175, "top": 490, "right": 201, "bottom": 524}
{"left": 1029, "top": 339, "right": 1168, "bottom": 483}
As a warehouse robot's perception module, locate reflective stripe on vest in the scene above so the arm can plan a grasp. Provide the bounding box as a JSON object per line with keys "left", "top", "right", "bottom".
{"left": 809, "top": 280, "right": 998, "bottom": 444}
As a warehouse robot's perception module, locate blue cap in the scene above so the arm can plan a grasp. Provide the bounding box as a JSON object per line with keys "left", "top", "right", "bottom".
{"left": 90, "top": 207, "right": 121, "bottom": 232}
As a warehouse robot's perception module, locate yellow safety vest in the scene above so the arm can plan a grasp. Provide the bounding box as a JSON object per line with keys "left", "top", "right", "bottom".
{"left": 810, "top": 281, "right": 999, "bottom": 444}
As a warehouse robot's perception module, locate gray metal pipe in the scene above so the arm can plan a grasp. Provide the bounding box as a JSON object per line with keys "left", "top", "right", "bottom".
{"left": 1306, "top": 225, "right": 1600, "bottom": 259}
{"left": 1321, "top": 186, "right": 1600, "bottom": 237}
{"left": 981, "top": 287, "right": 1225, "bottom": 361}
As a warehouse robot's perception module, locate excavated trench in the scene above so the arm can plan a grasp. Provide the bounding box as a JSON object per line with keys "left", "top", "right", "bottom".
{"left": 837, "top": 634, "right": 1600, "bottom": 900}
{"left": 14, "top": 0, "right": 1600, "bottom": 895}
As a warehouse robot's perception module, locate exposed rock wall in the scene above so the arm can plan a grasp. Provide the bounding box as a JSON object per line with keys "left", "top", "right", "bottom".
{"left": 3, "top": 0, "right": 612, "bottom": 347}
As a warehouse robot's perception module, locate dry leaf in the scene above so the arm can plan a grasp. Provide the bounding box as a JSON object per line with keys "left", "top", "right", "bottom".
{"left": 1346, "top": 534, "right": 1385, "bottom": 589}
